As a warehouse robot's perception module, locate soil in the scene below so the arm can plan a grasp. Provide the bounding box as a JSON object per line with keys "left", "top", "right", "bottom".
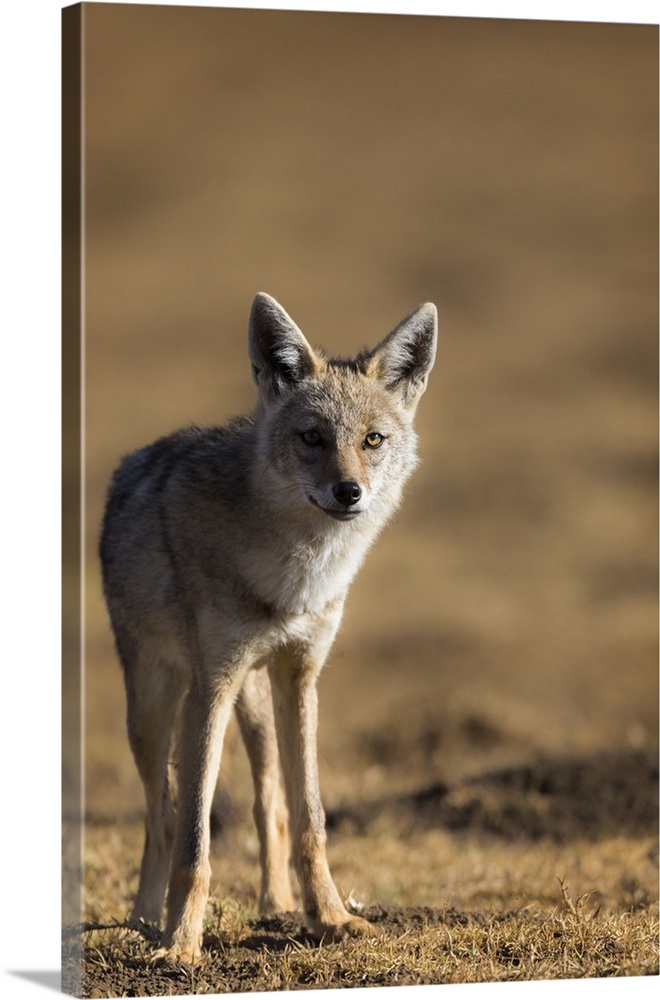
{"left": 63, "top": 907, "right": 467, "bottom": 997}
{"left": 327, "top": 749, "right": 660, "bottom": 843}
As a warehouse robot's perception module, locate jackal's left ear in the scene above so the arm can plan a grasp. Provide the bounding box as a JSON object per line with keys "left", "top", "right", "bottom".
{"left": 249, "top": 293, "right": 319, "bottom": 399}
{"left": 371, "top": 303, "right": 438, "bottom": 409}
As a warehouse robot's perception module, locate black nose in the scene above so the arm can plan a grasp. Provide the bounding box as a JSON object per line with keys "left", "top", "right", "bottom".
{"left": 333, "top": 481, "right": 362, "bottom": 507}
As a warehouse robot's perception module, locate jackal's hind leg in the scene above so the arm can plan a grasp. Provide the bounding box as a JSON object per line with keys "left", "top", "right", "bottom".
{"left": 126, "top": 657, "right": 185, "bottom": 926}
{"left": 236, "top": 667, "right": 295, "bottom": 913}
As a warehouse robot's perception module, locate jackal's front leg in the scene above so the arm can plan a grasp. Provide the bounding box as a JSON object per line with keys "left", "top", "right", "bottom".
{"left": 155, "top": 673, "right": 239, "bottom": 964}
{"left": 269, "top": 645, "right": 379, "bottom": 941}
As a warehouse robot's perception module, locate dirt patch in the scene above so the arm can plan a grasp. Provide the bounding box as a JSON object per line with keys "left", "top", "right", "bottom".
{"left": 63, "top": 897, "right": 658, "bottom": 996}
{"left": 327, "top": 748, "right": 659, "bottom": 843}
{"left": 62, "top": 907, "right": 468, "bottom": 997}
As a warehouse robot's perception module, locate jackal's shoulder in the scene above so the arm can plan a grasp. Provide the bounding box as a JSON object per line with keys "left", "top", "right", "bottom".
{"left": 102, "top": 417, "right": 255, "bottom": 523}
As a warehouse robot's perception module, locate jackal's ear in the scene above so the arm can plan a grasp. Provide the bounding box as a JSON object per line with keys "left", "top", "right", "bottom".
{"left": 249, "top": 293, "right": 319, "bottom": 398}
{"left": 371, "top": 303, "right": 438, "bottom": 409}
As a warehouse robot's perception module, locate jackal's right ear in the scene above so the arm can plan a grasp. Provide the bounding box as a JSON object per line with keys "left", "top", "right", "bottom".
{"left": 249, "top": 293, "right": 319, "bottom": 398}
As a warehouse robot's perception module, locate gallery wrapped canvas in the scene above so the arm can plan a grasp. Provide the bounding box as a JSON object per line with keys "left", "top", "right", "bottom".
{"left": 62, "top": 2, "right": 658, "bottom": 996}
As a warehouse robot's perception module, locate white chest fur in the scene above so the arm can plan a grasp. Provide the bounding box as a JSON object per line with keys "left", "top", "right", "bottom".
{"left": 238, "top": 517, "right": 377, "bottom": 617}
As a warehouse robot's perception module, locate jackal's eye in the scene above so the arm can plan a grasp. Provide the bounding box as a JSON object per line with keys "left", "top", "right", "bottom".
{"left": 301, "top": 429, "right": 323, "bottom": 447}
{"left": 364, "top": 432, "right": 384, "bottom": 449}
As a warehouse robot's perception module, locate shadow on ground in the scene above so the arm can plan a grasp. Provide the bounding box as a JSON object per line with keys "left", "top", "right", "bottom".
{"left": 327, "top": 748, "right": 659, "bottom": 843}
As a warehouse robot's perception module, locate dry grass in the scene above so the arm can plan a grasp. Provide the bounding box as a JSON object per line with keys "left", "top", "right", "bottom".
{"left": 65, "top": 871, "right": 658, "bottom": 995}
{"left": 66, "top": 771, "right": 659, "bottom": 995}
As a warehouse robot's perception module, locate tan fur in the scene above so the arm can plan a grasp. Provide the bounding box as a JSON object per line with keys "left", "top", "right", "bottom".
{"left": 100, "top": 292, "right": 438, "bottom": 963}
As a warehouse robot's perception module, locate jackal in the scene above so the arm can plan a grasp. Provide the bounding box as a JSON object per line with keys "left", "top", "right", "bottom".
{"left": 100, "top": 292, "right": 438, "bottom": 963}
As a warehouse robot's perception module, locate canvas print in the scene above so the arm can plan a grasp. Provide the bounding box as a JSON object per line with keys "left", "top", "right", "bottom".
{"left": 62, "top": 2, "right": 659, "bottom": 996}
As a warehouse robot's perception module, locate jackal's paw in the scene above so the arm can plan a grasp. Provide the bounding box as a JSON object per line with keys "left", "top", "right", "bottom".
{"left": 151, "top": 941, "right": 201, "bottom": 966}
{"left": 315, "top": 915, "right": 381, "bottom": 942}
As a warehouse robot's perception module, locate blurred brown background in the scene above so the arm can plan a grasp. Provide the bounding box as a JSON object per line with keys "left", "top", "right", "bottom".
{"left": 80, "top": 4, "right": 657, "bottom": 821}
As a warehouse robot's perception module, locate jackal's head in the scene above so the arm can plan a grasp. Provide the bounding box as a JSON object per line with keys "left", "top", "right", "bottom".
{"left": 248, "top": 293, "right": 437, "bottom": 528}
